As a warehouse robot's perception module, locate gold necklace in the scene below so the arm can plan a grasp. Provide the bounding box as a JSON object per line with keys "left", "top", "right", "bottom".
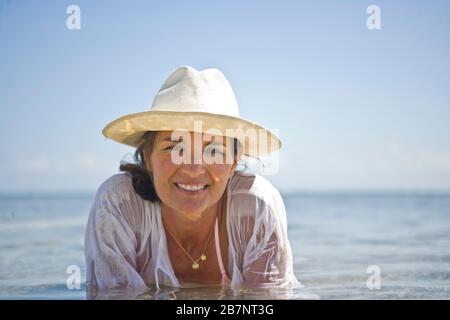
{"left": 164, "top": 218, "right": 216, "bottom": 270}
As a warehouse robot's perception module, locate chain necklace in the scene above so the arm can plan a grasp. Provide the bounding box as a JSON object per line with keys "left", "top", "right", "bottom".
{"left": 164, "top": 218, "right": 216, "bottom": 270}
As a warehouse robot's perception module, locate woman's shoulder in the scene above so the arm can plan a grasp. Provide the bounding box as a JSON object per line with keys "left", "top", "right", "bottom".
{"left": 227, "top": 172, "right": 288, "bottom": 236}
{"left": 92, "top": 172, "right": 142, "bottom": 208}
{"left": 230, "top": 171, "right": 282, "bottom": 199}
{"left": 229, "top": 171, "right": 284, "bottom": 211}
{"left": 91, "top": 172, "right": 155, "bottom": 230}
{"left": 96, "top": 172, "right": 134, "bottom": 196}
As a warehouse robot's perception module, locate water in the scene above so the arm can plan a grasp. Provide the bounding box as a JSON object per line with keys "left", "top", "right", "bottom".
{"left": 0, "top": 192, "right": 449, "bottom": 299}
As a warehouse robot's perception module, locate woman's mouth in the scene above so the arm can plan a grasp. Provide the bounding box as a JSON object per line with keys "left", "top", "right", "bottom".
{"left": 174, "top": 183, "right": 209, "bottom": 194}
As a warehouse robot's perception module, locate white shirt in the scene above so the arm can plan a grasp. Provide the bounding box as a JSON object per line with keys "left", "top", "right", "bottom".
{"left": 84, "top": 170, "right": 301, "bottom": 293}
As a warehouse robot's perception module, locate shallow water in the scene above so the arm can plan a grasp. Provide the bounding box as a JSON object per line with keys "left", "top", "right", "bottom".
{"left": 0, "top": 192, "right": 449, "bottom": 299}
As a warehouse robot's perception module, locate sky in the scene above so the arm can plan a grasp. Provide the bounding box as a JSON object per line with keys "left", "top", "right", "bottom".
{"left": 0, "top": 0, "right": 449, "bottom": 193}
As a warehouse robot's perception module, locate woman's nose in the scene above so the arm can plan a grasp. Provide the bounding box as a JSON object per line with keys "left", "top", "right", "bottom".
{"left": 179, "top": 163, "right": 207, "bottom": 176}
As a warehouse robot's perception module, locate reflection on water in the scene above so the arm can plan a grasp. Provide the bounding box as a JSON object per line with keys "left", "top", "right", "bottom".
{"left": 87, "top": 285, "right": 320, "bottom": 300}
{"left": 87, "top": 287, "right": 320, "bottom": 300}
{"left": 1, "top": 192, "right": 450, "bottom": 299}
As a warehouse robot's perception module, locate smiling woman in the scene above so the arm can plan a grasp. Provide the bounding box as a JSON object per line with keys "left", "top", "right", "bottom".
{"left": 84, "top": 66, "right": 301, "bottom": 296}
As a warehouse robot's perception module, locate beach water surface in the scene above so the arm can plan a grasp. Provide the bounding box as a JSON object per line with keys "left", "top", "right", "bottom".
{"left": 1, "top": 191, "right": 449, "bottom": 299}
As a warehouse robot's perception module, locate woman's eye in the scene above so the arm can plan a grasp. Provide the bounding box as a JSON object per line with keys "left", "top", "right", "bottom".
{"left": 206, "top": 145, "right": 224, "bottom": 155}
{"left": 164, "top": 145, "right": 184, "bottom": 153}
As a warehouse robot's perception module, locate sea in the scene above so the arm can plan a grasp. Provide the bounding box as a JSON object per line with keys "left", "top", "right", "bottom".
{"left": 1, "top": 191, "right": 449, "bottom": 299}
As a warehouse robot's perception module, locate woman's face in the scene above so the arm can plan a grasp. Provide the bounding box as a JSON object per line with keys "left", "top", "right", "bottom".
{"left": 147, "top": 131, "right": 240, "bottom": 219}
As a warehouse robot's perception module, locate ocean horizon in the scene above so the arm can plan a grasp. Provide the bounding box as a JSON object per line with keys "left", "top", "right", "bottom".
{"left": 1, "top": 190, "right": 449, "bottom": 299}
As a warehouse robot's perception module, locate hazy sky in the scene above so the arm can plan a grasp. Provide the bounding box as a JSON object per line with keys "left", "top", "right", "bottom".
{"left": 1, "top": 0, "right": 449, "bottom": 193}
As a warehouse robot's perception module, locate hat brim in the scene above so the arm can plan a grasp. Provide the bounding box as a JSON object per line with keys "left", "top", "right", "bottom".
{"left": 102, "top": 110, "right": 281, "bottom": 158}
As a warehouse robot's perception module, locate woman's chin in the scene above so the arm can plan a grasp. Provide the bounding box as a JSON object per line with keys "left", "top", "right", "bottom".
{"left": 172, "top": 201, "right": 212, "bottom": 217}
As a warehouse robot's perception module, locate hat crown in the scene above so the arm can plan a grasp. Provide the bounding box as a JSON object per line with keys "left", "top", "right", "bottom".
{"left": 150, "top": 66, "right": 240, "bottom": 117}
{"left": 102, "top": 65, "right": 282, "bottom": 156}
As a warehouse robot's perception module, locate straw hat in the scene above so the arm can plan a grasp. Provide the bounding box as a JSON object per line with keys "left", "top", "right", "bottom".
{"left": 102, "top": 66, "right": 281, "bottom": 157}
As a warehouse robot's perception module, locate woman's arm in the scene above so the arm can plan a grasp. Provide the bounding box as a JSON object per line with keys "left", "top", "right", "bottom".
{"left": 84, "top": 183, "right": 148, "bottom": 293}
{"left": 229, "top": 191, "right": 301, "bottom": 289}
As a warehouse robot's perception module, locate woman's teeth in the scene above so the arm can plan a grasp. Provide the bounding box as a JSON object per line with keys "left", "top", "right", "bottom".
{"left": 176, "top": 183, "right": 207, "bottom": 191}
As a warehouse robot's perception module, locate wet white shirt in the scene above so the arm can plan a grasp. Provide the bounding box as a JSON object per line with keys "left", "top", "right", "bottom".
{"left": 84, "top": 170, "right": 301, "bottom": 292}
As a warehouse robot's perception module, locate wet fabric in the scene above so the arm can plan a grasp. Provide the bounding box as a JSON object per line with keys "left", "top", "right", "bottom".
{"left": 84, "top": 171, "right": 301, "bottom": 291}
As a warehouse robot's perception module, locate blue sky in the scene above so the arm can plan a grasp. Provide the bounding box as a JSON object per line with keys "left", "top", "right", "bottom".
{"left": 0, "top": 0, "right": 449, "bottom": 193}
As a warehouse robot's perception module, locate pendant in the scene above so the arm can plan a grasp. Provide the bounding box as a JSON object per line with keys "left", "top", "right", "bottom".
{"left": 200, "top": 254, "right": 207, "bottom": 261}
{"left": 192, "top": 262, "right": 199, "bottom": 269}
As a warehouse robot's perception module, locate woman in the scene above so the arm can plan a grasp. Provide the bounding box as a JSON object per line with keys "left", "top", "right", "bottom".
{"left": 85, "top": 66, "right": 301, "bottom": 295}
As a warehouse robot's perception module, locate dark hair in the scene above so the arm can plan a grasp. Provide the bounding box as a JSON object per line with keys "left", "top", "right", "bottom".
{"left": 119, "top": 131, "right": 243, "bottom": 203}
{"left": 119, "top": 131, "right": 160, "bottom": 202}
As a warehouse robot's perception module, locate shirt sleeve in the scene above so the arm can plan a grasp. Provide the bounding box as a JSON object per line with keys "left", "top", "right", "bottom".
{"left": 228, "top": 189, "right": 301, "bottom": 289}
{"left": 84, "top": 176, "right": 149, "bottom": 293}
